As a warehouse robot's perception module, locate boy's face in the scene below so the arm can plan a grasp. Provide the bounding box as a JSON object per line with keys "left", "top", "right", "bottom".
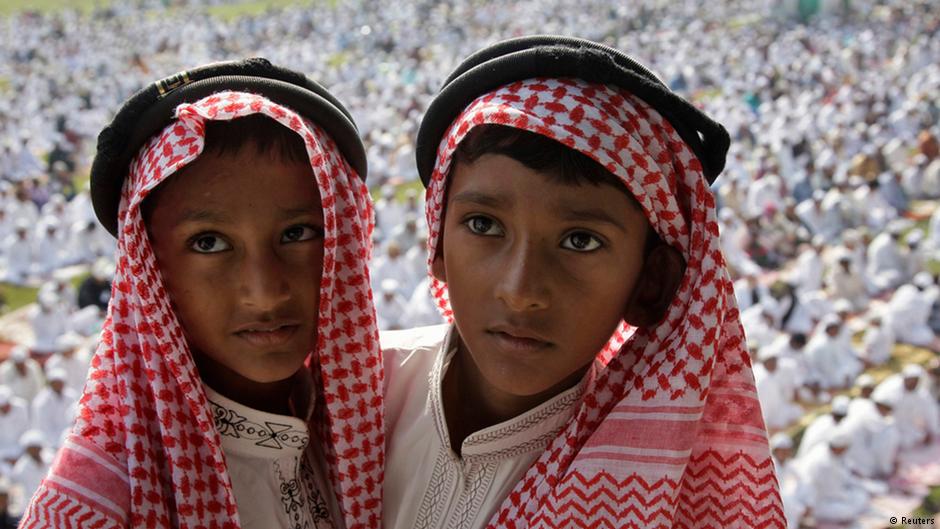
{"left": 148, "top": 145, "right": 324, "bottom": 384}
{"left": 435, "top": 153, "right": 649, "bottom": 398}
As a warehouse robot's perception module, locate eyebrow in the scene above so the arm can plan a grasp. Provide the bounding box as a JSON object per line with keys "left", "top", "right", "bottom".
{"left": 557, "top": 207, "right": 628, "bottom": 232}
{"left": 173, "top": 204, "right": 321, "bottom": 227}
{"left": 449, "top": 190, "right": 511, "bottom": 209}
{"left": 175, "top": 208, "right": 230, "bottom": 225}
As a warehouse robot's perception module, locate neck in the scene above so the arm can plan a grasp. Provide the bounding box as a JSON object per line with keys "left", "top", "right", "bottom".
{"left": 194, "top": 352, "right": 295, "bottom": 416}
{"left": 442, "top": 339, "right": 585, "bottom": 455}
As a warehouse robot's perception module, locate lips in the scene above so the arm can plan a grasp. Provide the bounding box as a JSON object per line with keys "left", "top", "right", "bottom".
{"left": 234, "top": 322, "right": 300, "bottom": 347}
{"left": 487, "top": 324, "right": 552, "bottom": 353}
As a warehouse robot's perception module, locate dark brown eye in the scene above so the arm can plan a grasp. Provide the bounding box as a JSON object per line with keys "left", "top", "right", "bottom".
{"left": 464, "top": 215, "right": 502, "bottom": 236}
{"left": 562, "top": 232, "right": 602, "bottom": 251}
{"left": 281, "top": 225, "right": 321, "bottom": 243}
{"left": 190, "top": 235, "right": 230, "bottom": 253}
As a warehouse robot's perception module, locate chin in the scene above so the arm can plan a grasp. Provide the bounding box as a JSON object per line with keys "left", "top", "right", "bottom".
{"left": 490, "top": 375, "right": 557, "bottom": 398}
{"left": 240, "top": 357, "right": 307, "bottom": 384}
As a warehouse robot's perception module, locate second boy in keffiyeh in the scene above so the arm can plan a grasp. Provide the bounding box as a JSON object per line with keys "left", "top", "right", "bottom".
{"left": 383, "top": 37, "right": 783, "bottom": 529}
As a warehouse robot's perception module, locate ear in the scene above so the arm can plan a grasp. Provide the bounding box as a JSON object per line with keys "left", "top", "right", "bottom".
{"left": 431, "top": 245, "right": 447, "bottom": 282}
{"left": 623, "top": 243, "right": 686, "bottom": 328}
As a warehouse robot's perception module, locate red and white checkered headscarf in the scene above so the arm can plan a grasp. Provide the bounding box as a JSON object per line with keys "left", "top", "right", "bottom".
{"left": 21, "top": 92, "right": 383, "bottom": 529}
{"left": 425, "top": 78, "right": 784, "bottom": 529}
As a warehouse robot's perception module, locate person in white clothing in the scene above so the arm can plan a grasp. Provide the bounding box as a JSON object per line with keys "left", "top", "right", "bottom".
{"left": 826, "top": 251, "right": 867, "bottom": 312}
{"left": 861, "top": 314, "right": 895, "bottom": 366}
{"left": 763, "top": 333, "right": 820, "bottom": 402}
{"left": 32, "top": 222, "right": 65, "bottom": 278}
{"left": 745, "top": 172, "right": 784, "bottom": 219}
{"left": 401, "top": 276, "right": 444, "bottom": 329}
{"left": 865, "top": 223, "right": 908, "bottom": 294}
{"left": 847, "top": 374, "right": 878, "bottom": 421}
{"left": 44, "top": 335, "right": 91, "bottom": 393}
{"left": 873, "top": 365, "right": 940, "bottom": 449}
{"left": 10, "top": 430, "right": 53, "bottom": 515}
{"left": 733, "top": 273, "right": 767, "bottom": 312}
{"left": 797, "top": 395, "right": 851, "bottom": 457}
{"left": 754, "top": 349, "right": 803, "bottom": 430}
{"left": 0, "top": 347, "right": 43, "bottom": 402}
{"left": 0, "top": 387, "right": 29, "bottom": 465}
{"left": 1, "top": 221, "right": 35, "bottom": 285}
{"left": 804, "top": 317, "right": 861, "bottom": 389}
{"left": 371, "top": 241, "right": 414, "bottom": 299}
{"left": 374, "top": 184, "right": 405, "bottom": 242}
{"left": 795, "top": 190, "right": 825, "bottom": 239}
{"left": 375, "top": 279, "right": 409, "bottom": 331}
{"left": 885, "top": 276, "right": 938, "bottom": 348}
{"left": 790, "top": 239, "right": 824, "bottom": 294}
{"left": 905, "top": 229, "right": 928, "bottom": 279}
{"left": 29, "top": 289, "right": 69, "bottom": 359}
{"left": 844, "top": 393, "right": 900, "bottom": 480}
{"left": 771, "top": 433, "right": 811, "bottom": 529}
{"left": 740, "top": 305, "right": 781, "bottom": 351}
{"left": 795, "top": 433, "right": 870, "bottom": 524}
{"left": 30, "top": 370, "right": 77, "bottom": 449}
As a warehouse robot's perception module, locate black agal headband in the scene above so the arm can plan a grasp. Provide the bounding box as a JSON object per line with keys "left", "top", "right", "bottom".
{"left": 90, "top": 57, "right": 366, "bottom": 237}
{"left": 416, "top": 35, "right": 730, "bottom": 188}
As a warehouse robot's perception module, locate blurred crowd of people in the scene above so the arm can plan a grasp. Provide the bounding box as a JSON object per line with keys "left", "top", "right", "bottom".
{"left": 0, "top": 0, "right": 938, "bottom": 526}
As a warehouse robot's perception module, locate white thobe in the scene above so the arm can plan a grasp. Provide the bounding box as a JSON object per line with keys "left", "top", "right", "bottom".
{"left": 796, "top": 414, "right": 845, "bottom": 458}
{"left": 826, "top": 266, "right": 867, "bottom": 311}
{"left": 45, "top": 350, "right": 92, "bottom": 393}
{"left": 928, "top": 207, "right": 940, "bottom": 252}
{"left": 841, "top": 409, "right": 900, "bottom": 479}
{"left": 773, "top": 457, "right": 811, "bottom": 529}
{"left": 33, "top": 232, "right": 65, "bottom": 276}
{"left": 866, "top": 233, "right": 907, "bottom": 293}
{"left": 1, "top": 236, "right": 35, "bottom": 284}
{"left": 754, "top": 364, "right": 803, "bottom": 429}
{"left": 861, "top": 325, "right": 894, "bottom": 365}
{"left": 205, "top": 386, "right": 339, "bottom": 529}
{"left": 10, "top": 452, "right": 52, "bottom": 514}
{"left": 732, "top": 279, "right": 767, "bottom": 313}
{"left": 796, "top": 289, "right": 834, "bottom": 325}
{"left": 740, "top": 306, "right": 780, "bottom": 350}
{"left": 0, "top": 360, "right": 44, "bottom": 402}
{"left": 371, "top": 255, "right": 415, "bottom": 299}
{"left": 382, "top": 325, "right": 585, "bottom": 529}
{"left": 893, "top": 389, "right": 940, "bottom": 449}
{"left": 375, "top": 293, "right": 409, "bottom": 331}
{"left": 402, "top": 277, "right": 444, "bottom": 329}
{"left": 886, "top": 284, "right": 935, "bottom": 347}
{"left": 795, "top": 444, "right": 869, "bottom": 522}
{"left": 792, "top": 250, "right": 823, "bottom": 294}
{"left": 819, "top": 190, "right": 846, "bottom": 242}
{"left": 374, "top": 199, "right": 406, "bottom": 239}
{"left": 794, "top": 200, "right": 824, "bottom": 237}
{"left": 30, "top": 387, "right": 78, "bottom": 448}
{"left": 804, "top": 333, "right": 860, "bottom": 389}
{"left": 720, "top": 222, "right": 760, "bottom": 276}
{"left": 745, "top": 174, "right": 783, "bottom": 218}
{"left": 0, "top": 398, "right": 29, "bottom": 460}
{"left": 873, "top": 374, "right": 940, "bottom": 449}
{"left": 30, "top": 305, "right": 69, "bottom": 353}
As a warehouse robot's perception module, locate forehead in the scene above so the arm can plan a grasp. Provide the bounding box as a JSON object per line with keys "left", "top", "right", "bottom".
{"left": 147, "top": 146, "right": 321, "bottom": 226}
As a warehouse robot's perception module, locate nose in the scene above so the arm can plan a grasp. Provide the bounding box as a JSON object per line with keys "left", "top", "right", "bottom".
{"left": 238, "top": 247, "right": 292, "bottom": 311}
{"left": 494, "top": 239, "right": 550, "bottom": 312}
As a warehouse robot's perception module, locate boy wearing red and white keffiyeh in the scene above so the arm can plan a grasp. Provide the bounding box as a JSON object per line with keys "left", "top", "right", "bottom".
{"left": 382, "top": 41, "right": 784, "bottom": 529}
{"left": 21, "top": 65, "right": 383, "bottom": 529}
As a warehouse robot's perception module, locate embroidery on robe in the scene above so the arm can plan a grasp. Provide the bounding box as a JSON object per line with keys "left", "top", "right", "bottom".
{"left": 300, "top": 455, "right": 333, "bottom": 523}
{"left": 209, "top": 398, "right": 309, "bottom": 450}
